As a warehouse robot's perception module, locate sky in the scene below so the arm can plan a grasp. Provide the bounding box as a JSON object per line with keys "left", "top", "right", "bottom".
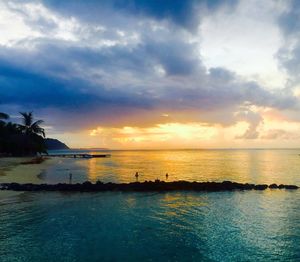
{"left": 1, "top": 0, "right": 300, "bottom": 149}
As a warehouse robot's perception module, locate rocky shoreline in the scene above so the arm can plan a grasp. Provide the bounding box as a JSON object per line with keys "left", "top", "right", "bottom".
{"left": 0, "top": 180, "right": 298, "bottom": 192}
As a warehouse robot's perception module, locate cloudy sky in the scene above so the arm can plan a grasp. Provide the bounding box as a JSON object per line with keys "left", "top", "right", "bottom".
{"left": 1, "top": 0, "right": 300, "bottom": 149}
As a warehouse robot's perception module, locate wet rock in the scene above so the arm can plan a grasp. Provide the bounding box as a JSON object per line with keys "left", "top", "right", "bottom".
{"left": 283, "top": 185, "right": 298, "bottom": 190}
{"left": 269, "top": 184, "right": 278, "bottom": 189}
{"left": 0, "top": 181, "right": 298, "bottom": 192}
{"left": 254, "top": 184, "right": 268, "bottom": 190}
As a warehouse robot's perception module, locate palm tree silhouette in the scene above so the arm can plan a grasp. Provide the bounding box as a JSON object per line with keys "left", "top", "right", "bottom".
{"left": 0, "top": 112, "right": 9, "bottom": 121}
{"left": 19, "top": 112, "right": 45, "bottom": 137}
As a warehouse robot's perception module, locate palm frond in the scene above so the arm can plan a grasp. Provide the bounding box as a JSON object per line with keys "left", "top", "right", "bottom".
{"left": 0, "top": 112, "right": 9, "bottom": 120}
{"left": 19, "top": 112, "right": 33, "bottom": 126}
{"left": 32, "top": 120, "right": 44, "bottom": 127}
{"left": 33, "top": 127, "right": 46, "bottom": 137}
{"left": 18, "top": 112, "right": 45, "bottom": 137}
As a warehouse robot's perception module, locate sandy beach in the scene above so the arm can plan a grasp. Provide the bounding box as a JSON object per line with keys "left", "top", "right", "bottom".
{"left": 0, "top": 157, "right": 55, "bottom": 184}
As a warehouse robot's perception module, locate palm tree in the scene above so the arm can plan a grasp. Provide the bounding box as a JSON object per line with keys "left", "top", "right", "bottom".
{"left": 19, "top": 112, "right": 45, "bottom": 137}
{"left": 0, "top": 112, "right": 9, "bottom": 130}
{"left": 0, "top": 112, "right": 9, "bottom": 121}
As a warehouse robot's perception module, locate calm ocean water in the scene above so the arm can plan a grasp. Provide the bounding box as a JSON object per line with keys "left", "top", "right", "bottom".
{"left": 44, "top": 149, "right": 300, "bottom": 185}
{"left": 0, "top": 149, "right": 299, "bottom": 261}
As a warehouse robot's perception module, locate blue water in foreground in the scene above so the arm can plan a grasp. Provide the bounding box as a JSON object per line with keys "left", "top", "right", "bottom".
{"left": 0, "top": 149, "right": 300, "bottom": 261}
{"left": 0, "top": 190, "right": 299, "bottom": 261}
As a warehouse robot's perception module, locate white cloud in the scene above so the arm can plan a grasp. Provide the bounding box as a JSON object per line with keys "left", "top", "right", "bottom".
{"left": 200, "top": 0, "right": 288, "bottom": 89}
{"left": 0, "top": 2, "right": 42, "bottom": 47}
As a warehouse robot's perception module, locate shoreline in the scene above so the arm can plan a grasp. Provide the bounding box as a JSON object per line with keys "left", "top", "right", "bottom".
{"left": 0, "top": 180, "right": 298, "bottom": 192}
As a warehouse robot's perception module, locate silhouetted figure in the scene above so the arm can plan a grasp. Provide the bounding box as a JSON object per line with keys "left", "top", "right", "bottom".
{"left": 135, "top": 172, "right": 139, "bottom": 181}
{"left": 69, "top": 173, "right": 73, "bottom": 184}
{"left": 166, "top": 173, "right": 169, "bottom": 180}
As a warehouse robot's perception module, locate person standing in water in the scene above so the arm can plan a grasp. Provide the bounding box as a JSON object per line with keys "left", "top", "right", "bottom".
{"left": 69, "top": 173, "right": 73, "bottom": 184}
{"left": 135, "top": 172, "right": 139, "bottom": 181}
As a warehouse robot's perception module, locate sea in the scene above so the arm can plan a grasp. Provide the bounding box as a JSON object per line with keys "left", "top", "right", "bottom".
{"left": 0, "top": 149, "right": 299, "bottom": 261}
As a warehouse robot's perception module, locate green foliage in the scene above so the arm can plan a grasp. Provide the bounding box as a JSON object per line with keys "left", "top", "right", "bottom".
{"left": 0, "top": 112, "right": 47, "bottom": 156}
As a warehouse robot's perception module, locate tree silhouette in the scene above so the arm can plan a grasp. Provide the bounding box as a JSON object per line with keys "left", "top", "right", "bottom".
{"left": 19, "top": 112, "right": 45, "bottom": 137}
{"left": 0, "top": 112, "right": 47, "bottom": 156}
{"left": 0, "top": 112, "right": 9, "bottom": 121}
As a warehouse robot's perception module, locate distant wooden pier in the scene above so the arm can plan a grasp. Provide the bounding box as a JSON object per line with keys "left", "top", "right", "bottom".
{"left": 47, "top": 154, "right": 111, "bottom": 159}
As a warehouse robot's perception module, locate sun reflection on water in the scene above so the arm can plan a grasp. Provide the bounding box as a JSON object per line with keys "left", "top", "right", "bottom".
{"left": 80, "top": 149, "right": 300, "bottom": 185}
{"left": 7, "top": 149, "right": 297, "bottom": 185}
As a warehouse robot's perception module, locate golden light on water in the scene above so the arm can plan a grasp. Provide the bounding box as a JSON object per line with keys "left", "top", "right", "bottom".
{"left": 79, "top": 149, "right": 300, "bottom": 185}
{"left": 87, "top": 157, "right": 98, "bottom": 182}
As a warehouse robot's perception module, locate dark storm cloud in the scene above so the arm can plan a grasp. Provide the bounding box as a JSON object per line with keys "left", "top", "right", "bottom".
{"left": 0, "top": 55, "right": 155, "bottom": 110}
{"left": 42, "top": 0, "right": 237, "bottom": 31}
{"left": 277, "top": 0, "right": 300, "bottom": 81}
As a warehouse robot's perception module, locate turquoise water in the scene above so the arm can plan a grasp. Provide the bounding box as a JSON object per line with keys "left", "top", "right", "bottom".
{"left": 0, "top": 191, "right": 299, "bottom": 261}
{"left": 0, "top": 149, "right": 300, "bottom": 261}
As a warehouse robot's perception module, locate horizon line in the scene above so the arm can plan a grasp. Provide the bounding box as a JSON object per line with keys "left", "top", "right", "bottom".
{"left": 66, "top": 147, "right": 300, "bottom": 151}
